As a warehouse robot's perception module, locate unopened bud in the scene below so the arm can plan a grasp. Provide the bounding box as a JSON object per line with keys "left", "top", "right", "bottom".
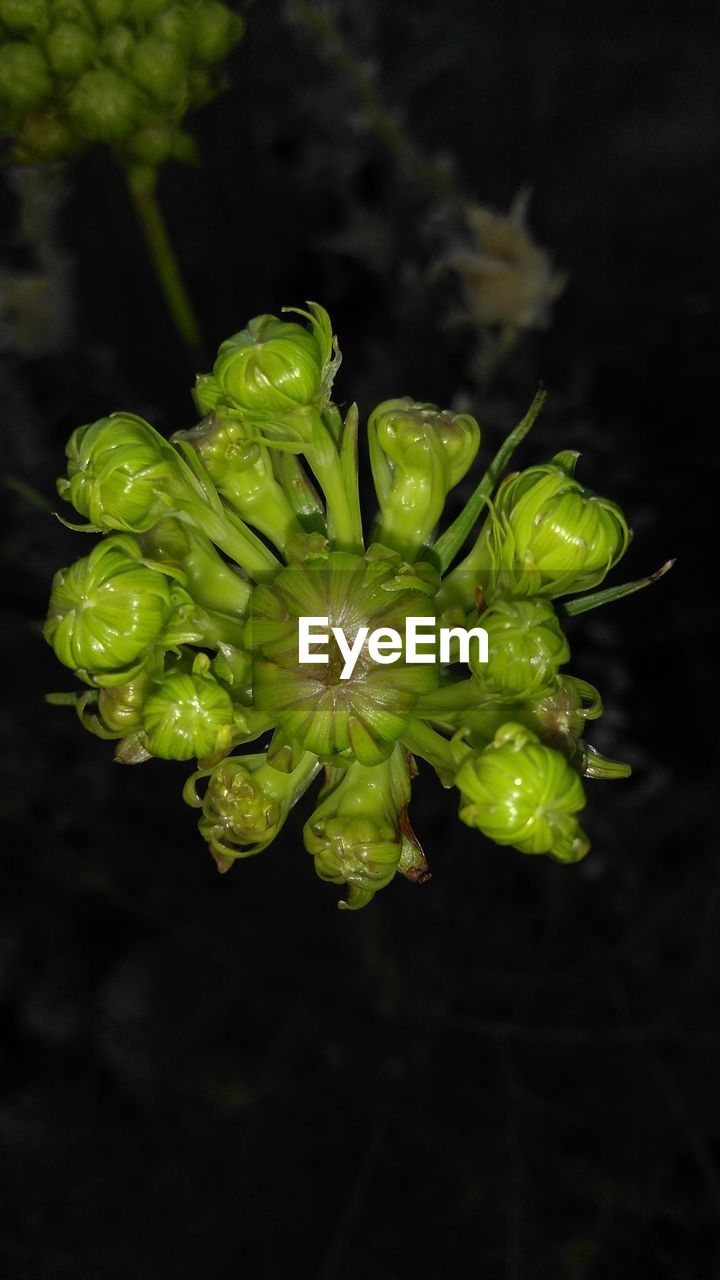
{"left": 1, "top": 0, "right": 49, "bottom": 34}
{"left": 457, "top": 722, "right": 590, "bottom": 863}
{"left": 189, "top": 1, "right": 244, "bottom": 64}
{"left": 44, "top": 534, "right": 174, "bottom": 678}
{"left": 478, "top": 454, "right": 630, "bottom": 600}
{"left": 0, "top": 43, "right": 52, "bottom": 113}
{"left": 130, "top": 37, "right": 187, "bottom": 106}
{"left": 69, "top": 68, "right": 139, "bottom": 140}
{"left": 473, "top": 598, "right": 570, "bottom": 699}
{"left": 45, "top": 21, "right": 95, "bottom": 76}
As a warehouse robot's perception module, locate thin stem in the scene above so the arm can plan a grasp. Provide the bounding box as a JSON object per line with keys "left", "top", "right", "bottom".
{"left": 125, "top": 164, "right": 204, "bottom": 360}
{"left": 434, "top": 387, "right": 547, "bottom": 574}
{"left": 309, "top": 417, "right": 363, "bottom": 552}
{"left": 561, "top": 559, "right": 675, "bottom": 616}
{"left": 288, "top": 2, "right": 461, "bottom": 210}
{"left": 401, "top": 719, "right": 461, "bottom": 785}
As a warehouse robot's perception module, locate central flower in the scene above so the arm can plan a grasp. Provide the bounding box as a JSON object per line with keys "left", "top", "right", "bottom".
{"left": 245, "top": 549, "right": 440, "bottom": 765}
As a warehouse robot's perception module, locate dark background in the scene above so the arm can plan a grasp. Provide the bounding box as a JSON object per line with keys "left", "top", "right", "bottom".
{"left": 1, "top": 1, "right": 718, "bottom": 1276}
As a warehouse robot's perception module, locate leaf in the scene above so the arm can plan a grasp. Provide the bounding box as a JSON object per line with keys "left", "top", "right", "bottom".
{"left": 562, "top": 560, "right": 674, "bottom": 616}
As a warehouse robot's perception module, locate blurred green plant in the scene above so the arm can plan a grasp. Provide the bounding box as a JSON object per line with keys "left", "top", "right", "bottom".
{"left": 0, "top": 0, "right": 245, "bottom": 352}
{"left": 45, "top": 303, "right": 671, "bottom": 908}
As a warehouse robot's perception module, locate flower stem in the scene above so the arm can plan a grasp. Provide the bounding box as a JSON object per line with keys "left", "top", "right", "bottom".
{"left": 125, "top": 165, "right": 204, "bottom": 360}
{"left": 310, "top": 420, "right": 363, "bottom": 552}
{"left": 434, "top": 387, "right": 547, "bottom": 574}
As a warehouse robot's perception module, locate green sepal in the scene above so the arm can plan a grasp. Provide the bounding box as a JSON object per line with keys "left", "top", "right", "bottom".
{"left": 562, "top": 559, "right": 674, "bottom": 616}
{"left": 573, "top": 741, "right": 632, "bottom": 780}
{"left": 267, "top": 727, "right": 305, "bottom": 774}
{"left": 45, "top": 691, "right": 81, "bottom": 707}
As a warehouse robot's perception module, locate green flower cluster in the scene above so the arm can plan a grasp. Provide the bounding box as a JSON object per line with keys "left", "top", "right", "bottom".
{"left": 46, "top": 302, "right": 661, "bottom": 909}
{"left": 0, "top": 0, "right": 243, "bottom": 164}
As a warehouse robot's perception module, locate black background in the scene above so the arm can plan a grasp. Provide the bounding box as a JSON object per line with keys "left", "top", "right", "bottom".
{"left": 1, "top": 1, "right": 718, "bottom": 1276}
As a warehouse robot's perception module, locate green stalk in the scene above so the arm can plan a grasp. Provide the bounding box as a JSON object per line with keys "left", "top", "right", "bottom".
{"left": 309, "top": 417, "right": 363, "bottom": 552}
{"left": 178, "top": 501, "right": 282, "bottom": 579}
{"left": 125, "top": 165, "right": 204, "bottom": 360}
{"left": 401, "top": 719, "right": 463, "bottom": 786}
{"left": 561, "top": 560, "right": 674, "bottom": 616}
{"left": 272, "top": 451, "right": 327, "bottom": 535}
{"left": 415, "top": 678, "right": 488, "bottom": 718}
{"left": 434, "top": 387, "right": 547, "bottom": 574}
{"left": 216, "top": 476, "right": 302, "bottom": 554}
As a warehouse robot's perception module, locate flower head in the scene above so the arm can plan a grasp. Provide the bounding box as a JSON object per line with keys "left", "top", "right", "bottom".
{"left": 0, "top": 0, "right": 244, "bottom": 164}
{"left": 246, "top": 548, "right": 439, "bottom": 766}
{"left": 46, "top": 302, "right": 662, "bottom": 909}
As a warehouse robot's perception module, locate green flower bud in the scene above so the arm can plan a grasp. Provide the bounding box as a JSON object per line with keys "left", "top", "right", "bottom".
{"left": 0, "top": 43, "right": 52, "bottom": 113}
{"left": 127, "top": 0, "right": 168, "bottom": 21}
{"left": 50, "top": 0, "right": 93, "bottom": 26}
{"left": 141, "top": 666, "right": 237, "bottom": 761}
{"left": 196, "top": 305, "right": 334, "bottom": 418}
{"left": 130, "top": 37, "right": 187, "bottom": 105}
{"left": 189, "top": 1, "right": 244, "bottom": 65}
{"left": 59, "top": 413, "right": 282, "bottom": 580}
{"left": 99, "top": 25, "right": 134, "bottom": 72}
{"left": 97, "top": 672, "right": 153, "bottom": 735}
{"left": 58, "top": 413, "right": 201, "bottom": 533}
{"left": 477, "top": 455, "right": 631, "bottom": 601}
{"left": 151, "top": 7, "right": 192, "bottom": 54}
{"left": 473, "top": 598, "right": 570, "bottom": 699}
{"left": 369, "top": 398, "right": 480, "bottom": 559}
{"left": 69, "top": 69, "right": 139, "bottom": 141}
{"left": 523, "top": 675, "right": 601, "bottom": 755}
{"left": 303, "top": 747, "right": 411, "bottom": 909}
{"left": 15, "top": 108, "right": 77, "bottom": 161}
{"left": 191, "top": 751, "right": 320, "bottom": 865}
{"left": 457, "top": 723, "right": 590, "bottom": 863}
{"left": 175, "top": 413, "right": 301, "bottom": 551}
{"left": 139, "top": 515, "right": 251, "bottom": 619}
{"left": 44, "top": 534, "right": 175, "bottom": 678}
{"left": 126, "top": 119, "right": 187, "bottom": 165}
{"left": 246, "top": 550, "right": 439, "bottom": 766}
{"left": 87, "top": 0, "right": 125, "bottom": 22}
{"left": 372, "top": 398, "right": 480, "bottom": 490}
{"left": 0, "top": 0, "right": 49, "bottom": 34}
{"left": 46, "top": 21, "right": 96, "bottom": 76}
